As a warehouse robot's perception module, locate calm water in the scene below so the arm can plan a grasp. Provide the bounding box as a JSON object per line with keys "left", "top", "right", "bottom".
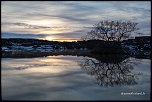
{"left": 1, "top": 55, "right": 151, "bottom": 100}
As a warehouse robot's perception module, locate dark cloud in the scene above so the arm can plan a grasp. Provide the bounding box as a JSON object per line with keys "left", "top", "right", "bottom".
{"left": 111, "top": 1, "right": 150, "bottom": 20}
{"left": 1, "top": 32, "right": 47, "bottom": 38}
{"left": 2, "top": 22, "right": 50, "bottom": 29}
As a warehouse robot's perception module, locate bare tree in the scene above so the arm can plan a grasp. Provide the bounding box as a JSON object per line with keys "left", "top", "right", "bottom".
{"left": 82, "top": 20, "right": 140, "bottom": 42}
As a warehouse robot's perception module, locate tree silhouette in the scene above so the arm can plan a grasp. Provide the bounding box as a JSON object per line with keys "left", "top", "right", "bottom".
{"left": 82, "top": 20, "right": 140, "bottom": 42}
{"left": 78, "top": 56, "right": 142, "bottom": 87}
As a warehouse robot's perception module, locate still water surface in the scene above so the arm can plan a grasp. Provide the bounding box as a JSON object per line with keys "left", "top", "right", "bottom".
{"left": 1, "top": 55, "right": 150, "bottom": 100}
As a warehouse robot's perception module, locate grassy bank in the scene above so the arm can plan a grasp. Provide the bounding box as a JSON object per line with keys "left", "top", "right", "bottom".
{"left": 2, "top": 50, "right": 91, "bottom": 58}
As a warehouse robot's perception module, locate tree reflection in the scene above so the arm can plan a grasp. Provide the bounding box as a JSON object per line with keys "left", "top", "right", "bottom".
{"left": 78, "top": 55, "right": 142, "bottom": 87}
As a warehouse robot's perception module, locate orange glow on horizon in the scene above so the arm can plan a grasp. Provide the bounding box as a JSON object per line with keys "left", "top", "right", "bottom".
{"left": 52, "top": 39, "right": 77, "bottom": 42}
{"left": 39, "top": 37, "right": 77, "bottom": 42}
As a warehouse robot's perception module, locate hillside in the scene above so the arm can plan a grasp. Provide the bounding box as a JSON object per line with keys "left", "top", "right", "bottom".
{"left": 1, "top": 36, "right": 151, "bottom": 58}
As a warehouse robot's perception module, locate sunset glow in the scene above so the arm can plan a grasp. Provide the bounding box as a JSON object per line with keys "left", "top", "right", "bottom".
{"left": 45, "top": 36, "right": 53, "bottom": 41}
{"left": 28, "top": 20, "right": 53, "bottom": 26}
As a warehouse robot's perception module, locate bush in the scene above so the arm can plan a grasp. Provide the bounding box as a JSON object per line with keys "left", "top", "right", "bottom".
{"left": 91, "top": 41, "right": 129, "bottom": 54}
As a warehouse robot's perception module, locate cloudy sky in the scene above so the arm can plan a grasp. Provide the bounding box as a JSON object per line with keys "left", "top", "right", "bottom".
{"left": 1, "top": 1, "right": 151, "bottom": 41}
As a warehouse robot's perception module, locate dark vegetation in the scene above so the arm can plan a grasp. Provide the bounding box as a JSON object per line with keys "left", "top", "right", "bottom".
{"left": 2, "top": 38, "right": 97, "bottom": 49}
{"left": 1, "top": 36, "right": 151, "bottom": 59}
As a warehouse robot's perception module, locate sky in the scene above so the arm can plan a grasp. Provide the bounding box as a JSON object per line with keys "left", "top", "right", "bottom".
{"left": 1, "top": 1, "right": 151, "bottom": 42}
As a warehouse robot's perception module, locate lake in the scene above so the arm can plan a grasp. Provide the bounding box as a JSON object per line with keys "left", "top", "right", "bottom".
{"left": 1, "top": 55, "right": 151, "bottom": 101}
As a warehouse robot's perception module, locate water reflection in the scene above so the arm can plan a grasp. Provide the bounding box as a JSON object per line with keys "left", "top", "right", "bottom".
{"left": 78, "top": 54, "right": 142, "bottom": 87}
{"left": 1, "top": 64, "right": 50, "bottom": 71}
{"left": 1, "top": 55, "right": 150, "bottom": 100}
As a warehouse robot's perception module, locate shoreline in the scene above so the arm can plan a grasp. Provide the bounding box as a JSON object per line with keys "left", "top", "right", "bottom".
{"left": 2, "top": 49, "right": 150, "bottom": 59}
{"left": 2, "top": 50, "right": 91, "bottom": 58}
